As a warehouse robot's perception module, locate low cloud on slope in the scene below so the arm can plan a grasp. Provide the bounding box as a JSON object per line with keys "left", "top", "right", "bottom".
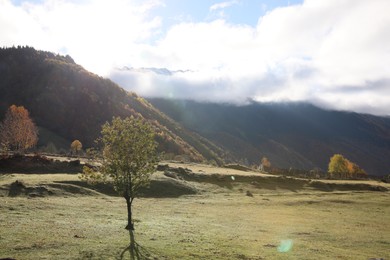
{"left": 110, "top": 0, "right": 390, "bottom": 116}
{"left": 1, "top": 0, "right": 389, "bottom": 115}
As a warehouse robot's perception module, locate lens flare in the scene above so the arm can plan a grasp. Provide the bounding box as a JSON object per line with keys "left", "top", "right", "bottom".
{"left": 277, "top": 239, "right": 293, "bottom": 253}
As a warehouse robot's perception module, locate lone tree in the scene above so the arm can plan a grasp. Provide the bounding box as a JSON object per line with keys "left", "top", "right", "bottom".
{"left": 0, "top": 105, "right": 38, "bottom": 153}
{"left": 70, "top": 140, "right": 82, "bottom": 155}
{"left": 81, "top": 116, "right": 158, "bottom": 230}
{"left": 260, "top": 156, "right": 271, "bottom": 172}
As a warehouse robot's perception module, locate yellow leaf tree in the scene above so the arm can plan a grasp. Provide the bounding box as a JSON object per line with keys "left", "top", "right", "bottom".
{"left": 328, "top": 154, "right": 366, "bottom": 179}
{"left": 328, "top": 154, "right": 348, "bottom": 178}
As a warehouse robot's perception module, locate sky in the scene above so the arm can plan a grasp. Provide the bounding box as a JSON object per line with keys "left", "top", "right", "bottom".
{"left": 1, "top": 0, "right": 390, "bottom": 116}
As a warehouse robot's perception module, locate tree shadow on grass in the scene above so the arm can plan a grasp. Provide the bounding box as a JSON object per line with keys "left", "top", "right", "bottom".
{"left": 120, "top": 231, "right": 155, "bottom": 260}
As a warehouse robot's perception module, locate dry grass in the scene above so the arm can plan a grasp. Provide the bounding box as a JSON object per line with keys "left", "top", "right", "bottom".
{"left": 0, "top": 162, "right": 389, "bottom": 259}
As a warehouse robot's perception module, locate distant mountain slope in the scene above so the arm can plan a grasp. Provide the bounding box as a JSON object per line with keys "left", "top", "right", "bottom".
{"left": 2, "top": 47, "right": 389, "bottom": 176}
{"left": 0, "top": 46, "right": 224, "bottom": 163}
{"left": 148, "top": 98, "right": 390, "bottom": 176}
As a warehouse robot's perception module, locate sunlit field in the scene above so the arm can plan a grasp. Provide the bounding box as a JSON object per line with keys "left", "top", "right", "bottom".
{"left": 1, "top": 164, "right": 389, "bottom": 260}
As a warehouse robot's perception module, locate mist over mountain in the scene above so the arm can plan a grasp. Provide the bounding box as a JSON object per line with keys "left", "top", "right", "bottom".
{"left": 110, "top": 65, "right": 390, "bottom": 117}
{"left": 148, "top": 98, "right": 390, "bottom": 176}
{"left": 1, "top": 47, "right": 389, "bottom": 176}
{"left": 0, "top": 46, "right": 224, "bottom": 163}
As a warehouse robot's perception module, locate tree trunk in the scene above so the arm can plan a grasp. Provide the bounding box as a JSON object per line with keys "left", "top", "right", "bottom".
{"left": 125, "top": 196, "right": 134, "bottom": 230}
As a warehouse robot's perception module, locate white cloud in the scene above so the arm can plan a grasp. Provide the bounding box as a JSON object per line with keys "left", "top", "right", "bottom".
{"left": 1, "top": 0, "right": 390, "bottom": 115}
{"left": 209, "top": 0, "right": 239, "bottom": 12}
{"left": 0, "top": 0, "right": 163, "bottom": 75}
{"left": 111, "top": 0, "right": 390, "bottom": 115}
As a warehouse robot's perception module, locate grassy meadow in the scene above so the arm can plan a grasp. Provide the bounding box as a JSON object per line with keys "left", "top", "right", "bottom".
{"left": 0, "top": 163, "right": 389, "bottom": 260}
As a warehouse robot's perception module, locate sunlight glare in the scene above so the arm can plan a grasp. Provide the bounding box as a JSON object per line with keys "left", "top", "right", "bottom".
{"left": 277, "top": 239, "right": 293, "bottom": 253}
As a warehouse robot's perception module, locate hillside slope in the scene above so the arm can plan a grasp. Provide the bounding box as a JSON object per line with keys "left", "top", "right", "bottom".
{"left": 0, "top": 46, "right": 224, "bottom": 163}
{"left": 1, "top": 46, "right": 389, "bottom": 176}
{"left": 148, "top": 98, "right": 390, "bottom": 176}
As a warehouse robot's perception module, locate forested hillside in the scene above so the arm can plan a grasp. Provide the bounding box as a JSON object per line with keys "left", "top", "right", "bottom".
{"left": 0, "top": 46, "right": 224, "bottom": 163}
{"left": 148, "top": 98, "right": 390, "bottom": 176}
{"left": 1, "top": 46, "right": 389, "bottom": 176}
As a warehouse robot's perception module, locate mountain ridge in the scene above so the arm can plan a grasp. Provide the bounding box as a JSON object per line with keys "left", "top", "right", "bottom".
{"left": 0, "top": 46, "right": 224, "bottom": 164}
{"left": 1, "top": 46, "right": 389, "bottom": 176}
{"left": 147, "top": 98, "right": 390, "bottom": 176}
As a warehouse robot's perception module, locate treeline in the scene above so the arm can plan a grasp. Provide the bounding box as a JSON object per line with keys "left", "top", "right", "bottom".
{"left": 260, "top": 154, "right": 368, "bottom": 179}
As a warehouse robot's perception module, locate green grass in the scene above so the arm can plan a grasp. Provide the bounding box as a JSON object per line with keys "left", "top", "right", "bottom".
{"left": 0, "top": 165, "right": 389, "bottom": 259}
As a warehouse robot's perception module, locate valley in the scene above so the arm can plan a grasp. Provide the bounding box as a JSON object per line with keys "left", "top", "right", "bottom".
{"left": 1, "top": 47, "right": 390, "bottom": 260}
{"left": 1, "top": 0, "right": 390, "bottom": 258}
{"left": 2, "top": 47, "right": 390, "bottom": 176}
{"left": 1, "top": 162, "right": 389, "bottom": 259}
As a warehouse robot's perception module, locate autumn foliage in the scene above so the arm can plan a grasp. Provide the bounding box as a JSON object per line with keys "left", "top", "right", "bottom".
{"left": 259, "top": 157, "right": 271, "bottom": 172}
{"left": 70, "top": 140, "right": 82, "bottom": 155}
{"left": 0, "top": 105, "right": 38, "bottom": 153}
{"left": 328, "top": 154, "right": 367, "bottom": 179}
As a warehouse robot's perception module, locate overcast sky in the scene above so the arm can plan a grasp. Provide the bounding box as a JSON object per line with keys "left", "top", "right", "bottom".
{"left": 1, "top": 0, "right": 390, "bottom": 116}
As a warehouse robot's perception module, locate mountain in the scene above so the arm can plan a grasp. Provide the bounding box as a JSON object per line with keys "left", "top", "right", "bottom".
{"left": 148, "top": 98, "right": 390, "bottom": 176}
{"left": 0, "top": 46, "right": 224, "bottom": 163}
{"left": 1, "top": 46, "right": 389, "bottom": 176}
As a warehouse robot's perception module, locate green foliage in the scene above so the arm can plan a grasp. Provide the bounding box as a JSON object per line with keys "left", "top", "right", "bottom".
{"left": 80, "top": 165, "right": 106, "bottom": 184}
{"left": 85, "top": 147, "right": 101, "bottom": 161}
{"left": 81, "top": 116, "right": 158, "bottom": 197}
{"left": 99, "top": 116, "right": 158, "bottom": 197}
{"left": 80, "top": 116, "right": 158, "bottom": 230}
